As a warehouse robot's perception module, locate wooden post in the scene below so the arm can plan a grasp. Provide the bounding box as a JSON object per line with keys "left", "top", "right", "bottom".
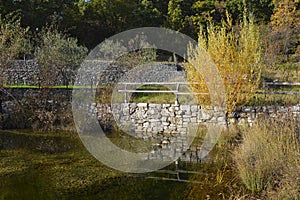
{"left": 175, "top": 82, "right": 180, "bottom": 105}
{"left": 124, "top": 83, "right": 128, "bottom": 103}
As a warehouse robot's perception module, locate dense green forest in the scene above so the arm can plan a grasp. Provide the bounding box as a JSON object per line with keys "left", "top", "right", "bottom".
{"left": 0, "top": 0, "right": 298, "bottom": 51}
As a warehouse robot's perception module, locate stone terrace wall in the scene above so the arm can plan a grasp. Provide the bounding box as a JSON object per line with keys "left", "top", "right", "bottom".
{"left": 2, "top": 87, "right": 299, "bottom": 133}
{"left": 3, "top": 60, "right": 39, "bottom": 85}
{"left": 95, "top": 103, "right": 300, "bottom": 139}
{"left": 2, "top": 90, "right": 299, "bottom": 162}
{"left": 229, "top": 105, "right": 300, "bottom": 126}
{"left": 3, "top": 60, "right": 184, "bottom": 86}
{"left": 113, "top": 103, "right": 226, "bottom": 138}
{"left": 94, "top": 103, "right": 299, "bottom": 162}
{"left": 93, "top": 103, "right": 226, "bottom": 162}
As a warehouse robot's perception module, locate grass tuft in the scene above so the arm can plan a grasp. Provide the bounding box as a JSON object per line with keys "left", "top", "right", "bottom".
{"left": 233, "top": 118, "right": 299, "bottom": 198}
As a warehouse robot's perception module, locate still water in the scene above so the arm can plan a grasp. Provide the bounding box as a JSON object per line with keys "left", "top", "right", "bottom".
{"left": 0, "top": 171, "right": 189, "bottom": 200}
{"left": 0, "top": 131, "right": 197, "bottom": 200}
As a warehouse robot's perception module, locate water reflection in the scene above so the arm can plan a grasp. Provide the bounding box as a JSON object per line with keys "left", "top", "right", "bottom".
{"left": 0, "top": 130, "right": 223, "bottom": 200}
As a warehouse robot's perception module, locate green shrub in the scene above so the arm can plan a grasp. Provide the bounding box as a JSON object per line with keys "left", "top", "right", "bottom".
{"left": 35, "top": 26, "right": 88, "bottom": 87}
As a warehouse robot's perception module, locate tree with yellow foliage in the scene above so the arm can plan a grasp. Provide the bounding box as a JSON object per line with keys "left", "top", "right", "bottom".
{"left": 270, "top": 0, "right": 300, "bottom": 61}
{"left": 186, "top": 13, "right": 263, "bottom": 113}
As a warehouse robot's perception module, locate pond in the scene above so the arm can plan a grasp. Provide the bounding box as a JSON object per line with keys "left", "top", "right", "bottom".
{"left": 0, "top": 130, "right": 236, "bottom": 200}
{"left": 0, "top": 171, "right": 189, "bottom": 200}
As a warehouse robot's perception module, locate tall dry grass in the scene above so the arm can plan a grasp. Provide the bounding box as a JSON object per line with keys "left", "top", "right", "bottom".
{"left": 233, "top": 117, "right": 299, "bottom": 198}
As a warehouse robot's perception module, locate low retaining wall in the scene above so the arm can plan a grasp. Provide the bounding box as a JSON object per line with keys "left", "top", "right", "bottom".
{"left": 2, "top": 96, "right": 299, "bottom": 162}
{"left": 95, "top": 103, "right": 300, "bottom": 136}
{"left": 93, "top": 103, "right": 299, "bottom": 162}
{"left": 103, "top": 103, "right": 226, "bottom": 137}
{"left": 3, "top": 60, "right": 184, "bottom": 86}
{"left": 2, "top": 90, "right": 299, "bottom": 132}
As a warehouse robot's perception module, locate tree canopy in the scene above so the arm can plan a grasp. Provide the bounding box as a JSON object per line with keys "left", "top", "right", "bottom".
{"left": 1, "top": 0, "right": 293, "bottom": 49}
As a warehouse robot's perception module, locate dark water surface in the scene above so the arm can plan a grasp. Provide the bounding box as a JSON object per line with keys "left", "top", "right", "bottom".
{"left": 0, "top": 131, "right": 192, "bottom": 200}
{"left": 0, "top": 171, "right": 188, "bottom": 200}
{"left": 0, "top": 130, "right": 236, "bottom": 199}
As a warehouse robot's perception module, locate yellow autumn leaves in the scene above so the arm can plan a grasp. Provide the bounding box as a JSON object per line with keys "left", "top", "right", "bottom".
{"left": 186, "top": 13, "right": 262, "bottom": 113}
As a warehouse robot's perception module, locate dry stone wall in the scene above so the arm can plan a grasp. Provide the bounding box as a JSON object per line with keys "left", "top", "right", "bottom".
{"left": 3, "top": 60, "right": 39, "bottom": 85}
{"left": 92, "top": 102, "right": 227, "bottom": 163}
{"left": 111, "top": 103, "right": 226, "bottom": 138}
{"left": 94, "top": 103, "right": 299, "bottom": 162}
{"left": 95, "top": 103, "right": 300, "bottom": 136}
{"left": 4, "top": 60, "right": 184, "bottom": 86}
{"left": 1, "top": 89, "right": 299, "bottom": 162}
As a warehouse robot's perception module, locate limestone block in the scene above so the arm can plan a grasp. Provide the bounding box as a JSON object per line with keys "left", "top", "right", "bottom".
{"left": 191, "top": 112, "right": 197, "bottom": 117}
{"left": 209, "top": 116, "right": 217, "bottom": 123}
{"left": 183, "top": 117, "right": 191, "bottom": 122}
{"left": 148, "top": 103, "right": 157, "bottom": 108}
{"left": 169, "top": 112, "right": 175, "bottom": 117}
{"left": 150, "top": 118, "right": 160, "bottom": 123}
{"left": 168, "top": 106, "right": 175, "bottom": 112}
{"left": 162, "top": 104, "right": 171, "bottom": 108}
{"left": 180, "top": 105, "right": 191, "bottom": 112}
{"left": 184, "top": 111, "right": 192, "bottom": 115}
{"left": 153, "top": 114, "right": 162, "bottom": 119}
{"left": 137, "top": 119, "right": 144, "bottom": 124}
{"left": 137, "top": 103, "right": 148, "bottom": 107}
{"left": 162, "top": 121, "right": 170, "bottom": 126}
{"left": 191, "top": 105, "right": 198, "bottom": 112}
{"left": 161, "top": 109, "right": 169, "bottom": 116}
{"left": 175, "top": 110, "right": 183, "bottom": 116}
{"left": 242, "top": 107, "right": 251, "bottom": 112}
{"left": 161, "top": 116, "right": 168, "bottom": 122}
{"left": 143, "top": 122, "right": 150, "bottom": 128}
{"left": 148, "top": 109, "right": 156, "bottom": 115}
